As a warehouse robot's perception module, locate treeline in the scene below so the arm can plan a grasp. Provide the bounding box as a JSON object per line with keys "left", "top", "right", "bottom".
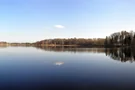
{"left": 35, "top": 30, "right": 135, "bottom": 47}
{"left": 9, "top": 43, "right": 32, "bottom": 46}
{"left": 105, "top": 30, "right": 135, "bottom": 46}
{"left": 34, "top": 38, "right": 105, "bottom": 46}
{"left": 0, "top": 42, "right": 7, "bottom": 46}
{"left": 0, "top": 30, "right": 135, "bottom": 47}
{"left": 0, "top": 42, "right": 32, "bottom": 46}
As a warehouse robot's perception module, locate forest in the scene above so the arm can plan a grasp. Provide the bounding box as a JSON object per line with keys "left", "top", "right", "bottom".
{"left": 34, "top": 30, "right": 135, "bottom": 47}
{"left": 0, "top": 30, "right": 135, "bottom": 47}
{"left": 105, "top": 30, "right": 135, "bottom": 47}
{"left": 33, "top": 38, "right": 105, "bottom": 46}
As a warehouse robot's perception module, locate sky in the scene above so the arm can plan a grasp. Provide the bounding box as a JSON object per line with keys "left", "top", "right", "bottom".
{"left": 0, "top": 0, "right": 135, "bottom": 42}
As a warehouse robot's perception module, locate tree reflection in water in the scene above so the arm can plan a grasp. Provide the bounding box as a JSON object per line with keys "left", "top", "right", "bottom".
{"left": 35, "top": 46, "right": 105, "bottom": 53}
{"left": 105, "top": 47, "right": 135, "bottom": 63}
{"left": 35, "top": 46, "right": 135, "bottom": 63}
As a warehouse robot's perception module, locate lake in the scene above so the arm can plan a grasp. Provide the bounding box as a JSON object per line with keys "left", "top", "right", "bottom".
{"left": 0, "top": 46, "right": 135, "bottom": 90}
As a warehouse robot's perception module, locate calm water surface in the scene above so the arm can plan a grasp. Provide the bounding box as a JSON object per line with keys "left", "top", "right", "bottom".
{"left": 0, "top": 47, "right": 135, "bottom": 90}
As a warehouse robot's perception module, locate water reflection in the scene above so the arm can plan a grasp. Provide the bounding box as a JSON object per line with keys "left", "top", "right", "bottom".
{"left": 55, "top": 62, "right": 64, "bottom": 66}
{"left": 35, "top": 46, "right": 105, "bottom": 53}
{"left": 0, "top": 46, "right": 134, "bottom": 89}
{"left": 35, "top": 46, "right": 135, "bottom": 63}
{"left": 105, "top": 47, "right": 135, "bottom": 63}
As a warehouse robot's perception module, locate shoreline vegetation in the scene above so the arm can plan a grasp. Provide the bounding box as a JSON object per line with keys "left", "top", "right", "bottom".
{"left": 0, "top": 30, "right": 135, "bottom": 48}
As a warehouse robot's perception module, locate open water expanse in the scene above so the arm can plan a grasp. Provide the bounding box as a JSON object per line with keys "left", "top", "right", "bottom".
{"left": 0, "top": 46, "right": 135, "bottom": 90}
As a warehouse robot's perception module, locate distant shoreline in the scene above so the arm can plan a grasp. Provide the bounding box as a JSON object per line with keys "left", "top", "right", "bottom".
{"left": 0, "top": 30, "right": 135, "bottom": 48}
{"left": 0, "top": 43, "right": 132, "bottom": 48}
{"left": 0, "top": 43, "right": 133, "bottom": 48}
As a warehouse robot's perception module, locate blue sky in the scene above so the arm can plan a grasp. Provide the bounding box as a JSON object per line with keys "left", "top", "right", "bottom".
{"left": 0, "top": 0, "right": 135, "bottom": 42}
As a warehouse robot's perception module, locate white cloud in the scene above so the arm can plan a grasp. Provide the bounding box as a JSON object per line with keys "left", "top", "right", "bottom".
{"left": 54, "top": 25, "right": 65, "bottom": 29}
